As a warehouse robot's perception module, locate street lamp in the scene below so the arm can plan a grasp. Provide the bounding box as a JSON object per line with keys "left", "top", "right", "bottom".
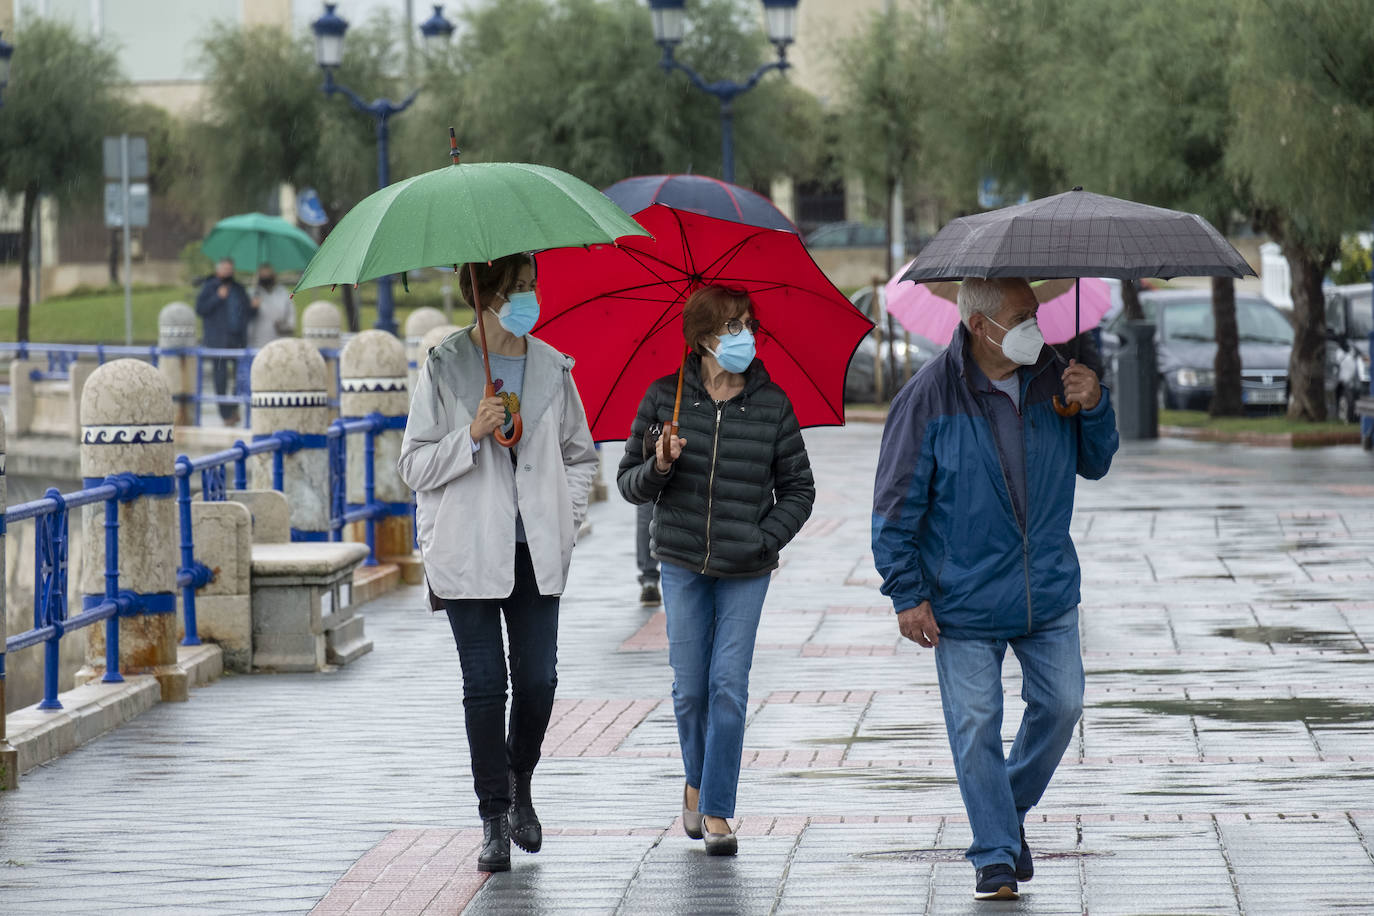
{"left": 311, "top": 3, "right": 455, "bottom": 335}
{"left": 0, "top": 31, "right": 14, "bottom": 108}
{"left": 647, "top": 0, "right": 799, "bottom": 185}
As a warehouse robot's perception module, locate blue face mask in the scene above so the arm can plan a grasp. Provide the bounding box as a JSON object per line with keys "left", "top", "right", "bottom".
{"left": 498, "top": 290, "right": 540, "bottom": 338}
{"left": 708, "top": 328, "right": 755, "bottom": 374}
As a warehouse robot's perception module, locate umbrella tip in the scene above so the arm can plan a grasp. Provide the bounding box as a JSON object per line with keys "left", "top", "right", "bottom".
{"left": 449, "top": 127, "right": 460, "bottom": 164}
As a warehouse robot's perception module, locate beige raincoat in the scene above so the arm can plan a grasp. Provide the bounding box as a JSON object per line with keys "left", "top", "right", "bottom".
{"left": 399, "top": 327, "right": 598, "bottom": 600}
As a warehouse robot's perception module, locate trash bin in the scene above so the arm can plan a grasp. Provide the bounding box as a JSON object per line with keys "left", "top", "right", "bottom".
{"left": 1115, "top": 320, "right": 1157, "bottom": 440}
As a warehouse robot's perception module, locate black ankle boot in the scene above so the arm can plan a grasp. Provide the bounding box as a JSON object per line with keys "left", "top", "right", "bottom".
{"left": 508, "top": 770, "right": 543, "bottom": 853}
{"left": 477, "top": 815, "right": 511, "bottom": 872}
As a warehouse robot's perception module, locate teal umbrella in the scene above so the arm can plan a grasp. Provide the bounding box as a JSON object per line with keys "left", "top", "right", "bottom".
{"left": 202, "top": 212, "right": 319, "bottom": 272}
{"left": 292, "top": 134, "right": 649, "bottom": 295}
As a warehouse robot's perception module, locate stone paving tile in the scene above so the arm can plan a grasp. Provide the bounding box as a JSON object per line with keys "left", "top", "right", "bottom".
{"left": 5, "top": 432, "right": 1374, "bottom": 913}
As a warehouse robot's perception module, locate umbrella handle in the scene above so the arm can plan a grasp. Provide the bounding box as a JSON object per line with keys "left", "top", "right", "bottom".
{"left": 1052, "top": 395, "right": 1081, "bottom": 417}
{"left": 472, "top": 262, "right": 523, "bottom": 448}
{"left": 658, "top": 351, "right": 688, "bottom": 465}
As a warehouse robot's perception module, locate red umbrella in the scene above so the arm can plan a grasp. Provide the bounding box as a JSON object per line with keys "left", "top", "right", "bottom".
{"left": 535, "top": 204, "right": 874, "bottom": 441}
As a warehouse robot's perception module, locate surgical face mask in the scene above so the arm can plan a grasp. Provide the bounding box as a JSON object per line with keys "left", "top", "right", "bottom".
{"left": 985, "top": 315, "right": 1044, "bottom": 366}
{"left": 707, "top": 328, "right": 756, "bottom": 374}
{"left": 258, "top": 274, "right": 276, "bottom": 290}
{"left": 498, "top": 290, "right": 540, "bottom": 338}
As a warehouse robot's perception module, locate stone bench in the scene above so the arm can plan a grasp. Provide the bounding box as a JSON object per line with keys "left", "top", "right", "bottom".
{"left": 250, "top": 542, "right": 373, "bottom": 672}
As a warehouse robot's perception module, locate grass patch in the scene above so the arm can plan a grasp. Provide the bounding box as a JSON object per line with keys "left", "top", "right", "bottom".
{"left": 0, "top": 276, "right": 473, "bottom": 344}
{"left": 1160, "top": 409, "right": 1354, "bottom": 435}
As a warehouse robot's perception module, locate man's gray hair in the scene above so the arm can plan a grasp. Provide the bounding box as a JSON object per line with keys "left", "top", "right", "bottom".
{"left": 957, "top": 278, "right": 1033, "bottom": 327}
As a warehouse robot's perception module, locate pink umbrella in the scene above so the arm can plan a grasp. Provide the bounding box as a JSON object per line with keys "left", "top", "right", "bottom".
{"left": 884, "top": 267, "right": 1113, "bottom": 346}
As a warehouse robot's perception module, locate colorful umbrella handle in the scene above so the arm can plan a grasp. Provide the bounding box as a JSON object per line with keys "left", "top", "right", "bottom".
{"left": 1052, "top": 395, "right": 1081, "bottom": 417}
{"left": 488, "top": 380, "right": 523, "bottom": 447}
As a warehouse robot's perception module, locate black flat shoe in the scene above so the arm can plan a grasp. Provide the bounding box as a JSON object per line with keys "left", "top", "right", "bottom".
{"left": 508, "top": 770, "right": 542, "bottom": 853}
{"left": 477, "top": 815, "right": 511, "bottom": 873}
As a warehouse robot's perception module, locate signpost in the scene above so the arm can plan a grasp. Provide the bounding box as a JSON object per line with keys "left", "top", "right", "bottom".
{"left": 103, "top": 135, "right": 149, "bottom": 345}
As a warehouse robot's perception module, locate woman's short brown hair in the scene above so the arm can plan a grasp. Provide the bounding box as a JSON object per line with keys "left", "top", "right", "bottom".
{"left": 682, "top": 285, "right": 753, "bottom": 356}
{"left": 457, "top": 252, "right": 534, "bottom": 310}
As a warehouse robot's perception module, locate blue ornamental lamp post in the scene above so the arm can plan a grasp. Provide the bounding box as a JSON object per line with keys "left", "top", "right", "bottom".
{"left": 311, "top": 3, "right": 455, "bottom": 335}
{"left": 0, "top": 31, "right": 14, "bottom": 108}
{"left": 647, "top": 0, "right": 800, "bottom": 185}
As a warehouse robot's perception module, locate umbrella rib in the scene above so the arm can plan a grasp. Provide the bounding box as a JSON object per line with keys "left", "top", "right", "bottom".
{"left": 587, "top": 299, "right": 690, "bottom": 434}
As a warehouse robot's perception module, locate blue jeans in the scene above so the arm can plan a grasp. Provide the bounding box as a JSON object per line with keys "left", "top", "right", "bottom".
{"left": 443, "top": 543, "right": 559, "bottom": 820}
{"left": 659, "top": 561, "right": 771, "bottom": 818}
{"left": 933, "top": 608, "right": 1084, "bottom": 869}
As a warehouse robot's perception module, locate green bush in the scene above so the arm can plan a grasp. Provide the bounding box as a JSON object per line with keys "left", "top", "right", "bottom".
{"left": 1331, "top": 236, "right": 1372, "bottom": 286}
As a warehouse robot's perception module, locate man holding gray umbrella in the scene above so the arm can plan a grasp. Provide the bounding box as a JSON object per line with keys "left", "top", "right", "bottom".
{"left": 872, "top": 277, "right": 1118, "bottom": 901}
{"left": 873, "top": 188, "right": 1253, "bottom": 900}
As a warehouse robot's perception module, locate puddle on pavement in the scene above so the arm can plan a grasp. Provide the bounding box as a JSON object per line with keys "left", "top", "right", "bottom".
{"left": 856, "top": 848, "right": 1112, "bottom": 863}
{"left": 1096, "top": 696, "right": 1374, "bottom": 726}
{"left": 1213, "top": 625, "right": 1365, "bottom": 652}
{"left": 784, "top": 770, "right": 956, "bottom": 790}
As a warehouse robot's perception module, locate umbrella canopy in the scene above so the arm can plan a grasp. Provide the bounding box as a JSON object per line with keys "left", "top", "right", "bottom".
{"left": 885, "top": 270, "right": 1113, "bottom": 346}
{"left": 900, "top": 188, "right": 1255, "bottom": 283}
{"left": 292, "top": 160, "right": 649, "bottom": 295}
{"left": 535, "top": 205, "right": 874, "bottom": 441}
{"left": 202, "top": 212, "right": 318, "bottom": 273}
{"left": 602, "top": 174, "right": 799, "bottom": 234}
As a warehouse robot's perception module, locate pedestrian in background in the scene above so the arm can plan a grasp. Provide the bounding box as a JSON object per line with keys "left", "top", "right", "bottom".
{"left": 618, "top": 284, "right": 815, "bottom": 856}
{"left": 634, "top": 502, "right": 660, "bottom": 606}
{"left": 398, "top": 253, "right": 598, "bottom": 874}
{"left": 871, "top": 277, "right": 1118, "bottom": 901}
{"left": 247, "top": 263, "right": 295, "bottom": 350}
{"left": 194, "top": 256, "right": 250, "bottom": 424}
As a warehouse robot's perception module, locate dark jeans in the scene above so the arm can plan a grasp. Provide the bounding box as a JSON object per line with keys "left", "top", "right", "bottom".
{"left": 211, "top": 357, "right": 239, "bottom": 421}
{"left": 636, "top": 502, "right": 659, "bottom": 586}
{"left": 443, "top": 543, "right": 559, "bottom": 820}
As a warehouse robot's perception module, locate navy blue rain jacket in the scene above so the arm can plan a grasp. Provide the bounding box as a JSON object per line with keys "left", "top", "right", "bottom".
{"left": 871, "top": 324, "right": 1119, "bottom": 639}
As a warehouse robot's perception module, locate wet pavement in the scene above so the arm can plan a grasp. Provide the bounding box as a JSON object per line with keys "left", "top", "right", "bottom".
{"left": 3, "top": 424, "right": 1374, "bottom": 914}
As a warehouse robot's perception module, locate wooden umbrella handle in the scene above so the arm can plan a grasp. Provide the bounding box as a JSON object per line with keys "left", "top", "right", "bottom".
{"left": 659, "top": 350, "right": 687, "bottom": 461}
{"left": 470, "top": 261, "right": 523, "bottom": 448}
{"left": 1052, "top": 395, "right": 1081, "bottom": 417}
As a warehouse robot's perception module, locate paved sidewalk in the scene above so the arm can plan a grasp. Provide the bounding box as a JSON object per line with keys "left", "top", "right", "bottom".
{"left": 3, "top": 425, "right": 1374, "bottom": 914}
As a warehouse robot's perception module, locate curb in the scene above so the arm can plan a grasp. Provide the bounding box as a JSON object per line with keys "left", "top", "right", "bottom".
{"left": 1158, "top": 425, "right": 1362, "bottom": 448}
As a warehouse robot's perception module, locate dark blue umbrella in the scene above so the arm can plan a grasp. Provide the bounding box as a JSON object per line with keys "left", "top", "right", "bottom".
{"left": 602, "top": 174, "right": 799, "bottom": 234}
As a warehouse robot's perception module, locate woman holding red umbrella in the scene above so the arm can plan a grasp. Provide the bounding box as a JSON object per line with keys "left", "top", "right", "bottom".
{"left": 617, "top": 285, "right": 815, "bottom": 856}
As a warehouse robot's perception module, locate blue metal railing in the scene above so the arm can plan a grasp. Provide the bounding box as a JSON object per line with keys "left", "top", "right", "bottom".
{"left": 0, "top": 343, "right": 344, "bottom": 425}
{"left": 3, "top": 412, "right": 405, "bottom": 712}
{"left": 3, "top": 475, "right": 157, "bottom": 709}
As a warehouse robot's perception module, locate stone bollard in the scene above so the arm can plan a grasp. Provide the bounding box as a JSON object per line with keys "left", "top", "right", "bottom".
{"left": 403, "top": 307, "right": 448, "bottom": 390}
{"left": 0, "top": 411, "right": 16, "bottom": 789}
{"left": 249, "top": 339, "right": 331, "bottom": 540}
{"left": 419, "top": 323, "right": 463, "bottom": 359}
{"left": 340, "top": 331, "right": 413, "bottom": 561}
{"left": 9, "top": 353, "right": 37, "bottom": 436}
{"left": 302, "top": 301, "right": 343, "bottom": 409}
{"left": 158, "top": 302, "right": 198, "bottom": 427}
{"left": 78, "top": 360, "right": 186, "bottom": 701}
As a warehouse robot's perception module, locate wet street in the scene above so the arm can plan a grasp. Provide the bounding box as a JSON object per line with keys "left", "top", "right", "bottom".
{"left": 2, "top": 422, "right": 1374, "bottom": 914}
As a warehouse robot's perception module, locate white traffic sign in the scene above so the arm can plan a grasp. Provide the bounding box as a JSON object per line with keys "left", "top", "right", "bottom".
{"left": 104, "top": 181, "right": 149, "bottom": 228}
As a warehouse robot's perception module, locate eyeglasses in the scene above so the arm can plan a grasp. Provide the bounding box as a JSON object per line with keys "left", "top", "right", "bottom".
{"left": 723, "top": 318, "right": 760, "bottom": 336}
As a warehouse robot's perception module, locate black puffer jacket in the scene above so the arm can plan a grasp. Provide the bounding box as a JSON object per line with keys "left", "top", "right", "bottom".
{"left": 618, "top": 354, "right": 815, "bottom": 578}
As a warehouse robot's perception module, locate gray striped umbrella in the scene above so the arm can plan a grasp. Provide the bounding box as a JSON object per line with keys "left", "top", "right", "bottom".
{"left": 900, "top": 188, "right": 1255, "bottom": 283}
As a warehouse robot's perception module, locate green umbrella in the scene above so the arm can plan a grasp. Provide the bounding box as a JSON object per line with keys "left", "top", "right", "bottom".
{"left": 292, "top": 143, "right": 649, "bottom": 295}
{"left": 202, "top": 212, "right": 319, "bottom": 272}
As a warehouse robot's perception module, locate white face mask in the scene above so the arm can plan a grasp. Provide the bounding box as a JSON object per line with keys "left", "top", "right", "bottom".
{"left": 985, "top": 315, "right": 1044, "bottom": 366}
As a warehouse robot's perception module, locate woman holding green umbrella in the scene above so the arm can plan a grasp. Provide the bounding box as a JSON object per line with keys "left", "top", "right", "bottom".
{"left": 398, "top": 253, "right": 599, "bottom": 874}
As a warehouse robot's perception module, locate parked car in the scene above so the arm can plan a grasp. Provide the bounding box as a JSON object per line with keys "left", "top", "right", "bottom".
{"left": 845, "top": 286, "right": 939, "bottom": 401}
{"left": 805, "top": 221, "right": 917, "bottom": 250}
{"left": 1099, "top": 289, "right": 1292, "bottom": 413}
{"left": 1323, "top": 283, "right": 1371, "bottom": 423}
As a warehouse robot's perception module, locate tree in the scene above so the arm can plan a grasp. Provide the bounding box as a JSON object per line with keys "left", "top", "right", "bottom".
{"left": 195, "top": 13, "right": 405, "bottom": 329}
{"left": 1025, "top": 0, "right": 1250, "bottom": 415}
{"left": 835, "top": 5, "right": 933, "bottom": 385}
{"left": 447, "top": 0, "right": 822, "bottom": 189}
{"left": 0, "top": 19, "right": 123, "bottom": 341}
{"left": 921, "top": 0, "right": 1067, "bottom": 213}
{"left": 1229, "top": 0, "right": 1374, "bottom": 420}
